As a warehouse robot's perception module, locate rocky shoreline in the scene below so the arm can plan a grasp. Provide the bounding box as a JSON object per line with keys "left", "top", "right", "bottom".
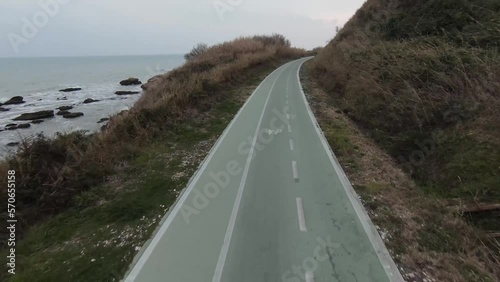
{"left": 0, "top": 77, "right": 144, "bottom": 142}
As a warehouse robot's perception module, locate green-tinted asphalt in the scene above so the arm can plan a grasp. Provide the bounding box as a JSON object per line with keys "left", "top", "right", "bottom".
{"left": 124, "top": 58, "right": 403, "bottom": 282}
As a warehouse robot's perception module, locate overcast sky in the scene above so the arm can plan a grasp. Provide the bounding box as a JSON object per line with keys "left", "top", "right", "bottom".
{"left": 0, "top": 0, "right": 365, "bottom": 57}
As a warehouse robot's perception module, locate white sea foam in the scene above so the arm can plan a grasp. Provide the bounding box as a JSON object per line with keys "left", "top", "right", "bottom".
{"left": 0, "top": 55, "right": 184, "bottom": 155}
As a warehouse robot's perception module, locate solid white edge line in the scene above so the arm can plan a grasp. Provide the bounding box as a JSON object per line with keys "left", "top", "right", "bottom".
{"left": 124, "top": 62, "right": 290, "bottom": 282}
{"left": 305, "top": 271, "right": 315, "bottom": 282}
{"left": 295, "top": 57, "right": 404, "bottom": 282}
{"left": 296, "top": 197, "right": 307, "bottom": 232}
{"left": 211, "top": 66, "right": 286, "bottom": 282}
{"left": 292, "top": 161, "right": 299, "bottom": 181}
{"left": 289, "top": 139, "right": 294, "bottom": 151}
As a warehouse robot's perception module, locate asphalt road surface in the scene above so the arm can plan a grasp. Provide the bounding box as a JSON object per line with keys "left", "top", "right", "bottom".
{"left": 124, "top": 58, "right": 403, "bottom": 282}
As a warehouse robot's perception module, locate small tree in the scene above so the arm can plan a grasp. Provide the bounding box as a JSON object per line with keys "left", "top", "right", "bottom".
{"left": 253, "top": 34, "right": 291, "bottom": 47}
{"left": 270, "top": 33, "right": 291, "bottom": 47}
{"left": 184, "top": 43, "right": 208, "bottom": 61}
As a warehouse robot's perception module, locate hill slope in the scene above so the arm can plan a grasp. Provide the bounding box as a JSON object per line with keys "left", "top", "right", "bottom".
{"left": 0, "top": 35, "right": 306, "bottom": 281}
{"left": 310, "top": 0, "right": 500, "bottom": 280}
{"left": 313, "top": 0, "right": 499, "bottom": 214}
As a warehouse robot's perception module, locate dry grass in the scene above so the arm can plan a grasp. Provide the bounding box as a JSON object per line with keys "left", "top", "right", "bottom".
{"left": 309, "top": 0, "right": 500, "bottom": 279}
{"left": 312, "top": 0, "right": 500, "bottom": 216}
{"left": 302, "top": 68, "right": 500, "bottom": 281}
{"left": 0, "top": 35, "right": 306, "bottom": 246}
{"left": 105, "top": 36, "right": 304, "bottom": 141}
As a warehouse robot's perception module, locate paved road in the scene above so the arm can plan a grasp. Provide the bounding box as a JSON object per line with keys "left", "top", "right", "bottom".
{"left": 124, "top": 58, "right": 403, "bottom": 282}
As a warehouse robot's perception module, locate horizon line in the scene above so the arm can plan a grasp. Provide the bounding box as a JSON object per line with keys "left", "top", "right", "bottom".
{"left": 0, "top": 53, "right": 185, "bottom": 59}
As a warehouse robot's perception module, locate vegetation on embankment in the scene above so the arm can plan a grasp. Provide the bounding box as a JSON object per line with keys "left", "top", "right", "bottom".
{"left": 312, "top": 0, "right": 499, "bottom": 225}
{"left": 301, "top": 68, "right": 499, "bottom": 282}
{"left": 0, "top": 34, "right": 305, "bottom": 249}
{"left": 310, "top": 0, "right": 500, "bottom": 280}
{"left": 0, "top": 72, "right": 274, "bottom": 281}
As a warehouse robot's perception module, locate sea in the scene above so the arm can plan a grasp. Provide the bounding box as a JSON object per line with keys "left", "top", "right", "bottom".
{"left": 0, "top": 54, "right": 185, "bottom": 156}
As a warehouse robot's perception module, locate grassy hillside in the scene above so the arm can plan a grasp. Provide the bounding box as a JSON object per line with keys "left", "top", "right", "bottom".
{"left": 0, "top": 35, "right": 305, "bottom": 247}
{"left": 312, "top": 0, "right": 500, "bottom": 209}
{"left": 1, "top": 60, "right": 296, "bottom": 282}
{"left": 310, "top": 0, "right": 500, "bottom": 279}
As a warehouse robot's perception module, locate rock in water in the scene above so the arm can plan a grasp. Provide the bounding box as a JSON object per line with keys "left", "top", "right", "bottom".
{"left": 83, "top": 98, "right": 99, "bottom": 104}
{"left": 97, "top": 118, "right": 110, "bottom": 123}
{"left": 17, "top": 123, "right": 31, "bottom": 129}
{"left": 59, "top": 88, "right": 82, "bottom": 92}
{"left": 57, "top": 106, "right": 73, "bottom": 111}
{"left": 56, "top": 110, "right": 70, "bottom": 116}
{"left": 5, "top": 124, "right": 17, "bottom": 130}
{"left": 2, "top": 96, "right": 25, "bottom": 105}
{"left": 115, "top": 91, "right": 140, "bottom": 95}
{"left": 120, "top": 77, "right": 142, "bottom": 86}
{"left": 6, "top": 142, "right": 20, "bottom": 147}
{"left": 13, "top": 110, "right": 54, "bottom": 121}
{"left": 0, "top": 107, "right": 9, "bottom": 112}
{"left": 63, "top": 112, "right": 84, "bottom": 119}
{"left": 31, "top": 120, "right": 44, "bottom": 124}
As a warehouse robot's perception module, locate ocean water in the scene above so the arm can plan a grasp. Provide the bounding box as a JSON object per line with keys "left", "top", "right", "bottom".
{"left": 0, "top": 55, "right": 185, "bottom": 155}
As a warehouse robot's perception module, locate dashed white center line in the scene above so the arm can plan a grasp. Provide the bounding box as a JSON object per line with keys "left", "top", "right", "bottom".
{"left": 292, "top": 161, "right": 299, "bottom": 181}
{"left": 212, "top": 67, "right": 284, "bottom": 282}
{"left": 288, "top": 124, "right": 292, "bottom": 133}
{"left": 305, "top": 271, "right": 315, "bottom": 282}
{"left": 289, "top": 139, "right": 294, "bottom": 151}
{"left": 287, "top": 114, "right": 290, "bottom": 120}
{"left": 296, "top": 197, "right": 307, "bottom": 232}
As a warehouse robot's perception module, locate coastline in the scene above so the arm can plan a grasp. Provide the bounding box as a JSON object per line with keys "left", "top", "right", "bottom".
{"left": 0, "top": 36, "right": 306, "bottom": 281}
{"left": 0, "top": 54, "right": 185, "bottom": 153}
